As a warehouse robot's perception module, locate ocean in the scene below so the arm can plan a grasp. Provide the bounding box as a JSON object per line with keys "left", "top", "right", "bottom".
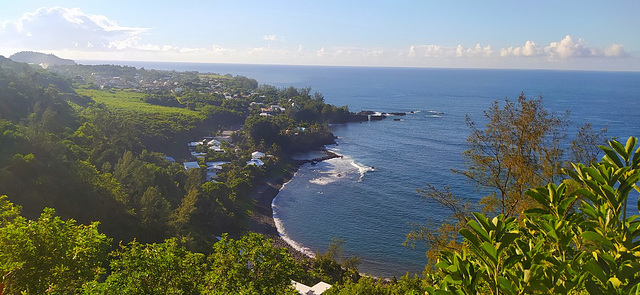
{"left": 83, "top": 61, "right": 640, "bottom": 277}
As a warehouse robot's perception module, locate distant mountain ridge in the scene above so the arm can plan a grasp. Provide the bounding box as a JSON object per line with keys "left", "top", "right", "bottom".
{"left": 9, "top": 51, "right": 76, "bottom": 67}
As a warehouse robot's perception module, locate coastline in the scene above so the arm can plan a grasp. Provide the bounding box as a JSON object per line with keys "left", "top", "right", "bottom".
{"left": 245, "top": 151, "right": 342, "bottom": 261}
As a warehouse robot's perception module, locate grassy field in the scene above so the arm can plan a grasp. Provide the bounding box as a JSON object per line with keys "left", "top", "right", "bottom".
{"left": 198, "top": 73, "right": 230, "bottom": 79}
{"left": 77, "top": 89, "right": 200, "bottom": 117}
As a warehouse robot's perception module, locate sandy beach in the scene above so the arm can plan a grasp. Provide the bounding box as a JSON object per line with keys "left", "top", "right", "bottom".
{"left": 245, "top": 159, "right": 311, "bottom": 261}
{"left": 245, "top": 151, "right": 343, "bottom": 261}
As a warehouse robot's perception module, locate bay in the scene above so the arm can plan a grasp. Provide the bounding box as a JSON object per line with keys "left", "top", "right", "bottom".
{"left": 84, "top": 61, "right": 640, "bottom": 277}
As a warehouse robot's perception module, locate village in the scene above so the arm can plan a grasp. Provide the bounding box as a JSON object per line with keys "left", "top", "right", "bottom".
{"left": 182, "top": 131, "right": 267, "bottom": 183}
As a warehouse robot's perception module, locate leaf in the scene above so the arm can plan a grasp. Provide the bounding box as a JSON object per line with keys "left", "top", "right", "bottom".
{"left": 523, "top": 269, "right": 531, "bottom": 283}
{"left": 584, "top": 167, "right": 607, "bottom": 184}
{"left": 524, "top": 208, "right": 549, "bottom": 215}
{"left": 581, "top": 231, "right": 614, "bottom": 248}
{"left": 601, "top": 146, "right": 624, "bottom": 168}
{"left": 608, "top": 277, "right": 622, "bottom": 288}
{"left": 498, "top": 232, "right": 519, "bottom": 253}
{"left": 625, "top": 137, "right": 637, "bottom": 160}
{"left": 459, "top": 228, "right": 481, "bottom": 248}
{"left": 585, "top": 279, "right": 605, "bottom": 295}
{"left": 480, "top": 242, "right": 498, "bottom": 266}
{"left": 467, "top": 220, "right": 491, "bottom": 243}
{"left": 585, "top": 260, "right": 608, "bottom": 284}
{"left": 497, "top": 276, "right": 516, "bottom": 295}
{"left": 611, "top": 140, "right": 629, "bottom": 163}
{"left": 472, "top": 212, "right": 494, "bottom": 234}
{"left": 504, "top": 254, "right": 522, "bottom": 268}
{"left": 632, "top": 145, "right": 640, "bottom": 168}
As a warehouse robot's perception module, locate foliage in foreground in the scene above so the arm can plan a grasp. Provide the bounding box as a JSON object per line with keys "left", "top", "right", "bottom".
{"left": 0, "top": 196, "right": 111, "bottom": 294}
{"left": 0, "top": 203, "right": 302, "bottom": 295}
{"left": 427, "top": 137, "right": 640, "bottom": 294}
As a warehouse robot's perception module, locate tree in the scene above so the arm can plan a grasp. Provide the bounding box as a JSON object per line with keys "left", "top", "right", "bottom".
{"left": 139, "top": 186, "right": 171, "bottom": 241}
{"left": 205, "top": 233, "right": 301, "bottom": 294}
{"left": 0, "top": 198, "right": 111, "bottom": 294}
{"left": 86, "top": 238, "right": 206, "bottom": 294}
{"left": 309, "top": 237, "right": 360, "bottom": 285}
{"left": 168, "top": 189, "right": 199, "bottom": 238}
{"left": 460, "top": 93, "right": 569, "bottom": 216}
{"left": 408, "top": 93, "right": 607, "bottom": 266}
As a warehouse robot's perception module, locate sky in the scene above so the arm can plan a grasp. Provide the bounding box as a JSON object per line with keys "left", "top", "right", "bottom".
{"left": 1, "top": 0, "right": 639, "bottom": 71}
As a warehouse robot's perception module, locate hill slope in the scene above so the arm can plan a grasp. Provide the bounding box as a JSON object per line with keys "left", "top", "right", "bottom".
{"left": 9, "top": 51, "right": 76, "bottom": 67}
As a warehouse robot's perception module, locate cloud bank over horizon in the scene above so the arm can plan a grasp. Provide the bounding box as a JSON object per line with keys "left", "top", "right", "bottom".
{"left": 0, "top": 7, "right": 636, "bottom": 70}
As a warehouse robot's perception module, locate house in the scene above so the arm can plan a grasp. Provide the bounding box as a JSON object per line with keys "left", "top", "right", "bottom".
{"left": 221, "top": 130, "right": 236, "bottom": 137}
{"left": 292, "top": 281, "right": 332, "bottom": 295}
{"left": 270, "top": 104, "right": 286, "bottom": 112}
{"left": 207, "top": 139, "right": 221, "bottom": 146}
{"left": 190, "top": 151, "right": 207, "bottom": 158}
{"left": 251, "top": 151, "right": 265, "bottom": 159}
{"left": 207, "top": 139, "right": 225, "bottom": 153}
{"left": 188, "top": 141, "right": 203, "bottom": 147}
{"left": 209, "top": 145, "right": 225, "bottom": 153}
{"left": 183, "top": 161, "right": 200, "bottom": 170}
{"left": 206, "top": 161, "right": 229, "bottom": 171}
{"left": 204, "top": 161, "right": 229, "bottom": 182}
{"left": 246, "top": 159, "right": 264, "bottom": 167}
{"left": 214, "top": 135, "right": 232, "bottom": 143}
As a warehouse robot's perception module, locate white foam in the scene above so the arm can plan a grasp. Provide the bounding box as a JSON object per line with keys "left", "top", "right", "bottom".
{"left": 349, "top": 159, "right": 374, "bottom": 182}
{"left": 308, "top": 159, "right": 350, "bottom": 185}
{"left": 309, "top": 176, "right": 338, "bottom": 185}
{"left": 272, "top": 216, "right": 316, "bottom": 258}
{"left": 271, "top": 173, "right": 316, "bottom": 258}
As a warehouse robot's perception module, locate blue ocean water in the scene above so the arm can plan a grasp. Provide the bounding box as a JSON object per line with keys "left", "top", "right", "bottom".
{"left": 85, "top": 61, "right": 640, "bottom": 277}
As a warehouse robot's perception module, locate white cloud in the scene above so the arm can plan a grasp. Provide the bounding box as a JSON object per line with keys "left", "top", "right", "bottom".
{"left": 317, "top": 47, "right": 326, "bottom": 57}
{"left": 604, "top": 44, "right": 626, "bottom": 57}
{"left": 407, "top": 43, "right": 492, "bottom": 58}
{"left": 545, "top": 35, "right": 595, "bottom": 58}
{"left": 262, "top": 34, "right": 279, "bottom": 41}
{"left": 211, "top": 44, "right": 232, "bottom": 55}
{"left": 0, "top": 7, "right": 147, "bottom": 50}
{"left": 501, "top": 41, "right": 543, "bottom": 57}
{"left": 500, "top": 36, "right": 628, "bottom": 59}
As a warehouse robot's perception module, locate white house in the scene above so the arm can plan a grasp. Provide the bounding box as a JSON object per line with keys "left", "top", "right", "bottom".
{"left": 251, "top": 151, "right": 265, "bottom": 159}
{"left": 207, "top": 139, "right": 225, "bottom": 153}
{"left": 204, "top": 161, "right": 229, "bottom": 182}
{"left": 209, "top": 145, "right": 225, "bottom": 153}
{"left": 292, "top": 281, "right": 332, "bottom": 295}
{"left": 207, "top": 139, "right": 221, "bottom": 146}
{"left": 206, "top": 161, "right": 229, "bottom": 171}
{"left": 191, "top": 151, "right": 207, "bottom": 158}
{"left": 246, "top": 159, "right": 264, "bottom": 167}
{"left": 183, "top": 161, "right": 200, "bottom": 170}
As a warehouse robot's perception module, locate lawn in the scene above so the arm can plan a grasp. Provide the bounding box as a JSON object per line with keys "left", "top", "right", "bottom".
{"left": 76, "top": 89, "right": 200, "bottom": 117}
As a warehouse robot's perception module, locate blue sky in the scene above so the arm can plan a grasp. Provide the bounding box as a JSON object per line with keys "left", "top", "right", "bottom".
{"left": 1, "top": 0, "right": 639, "bottom": 70}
